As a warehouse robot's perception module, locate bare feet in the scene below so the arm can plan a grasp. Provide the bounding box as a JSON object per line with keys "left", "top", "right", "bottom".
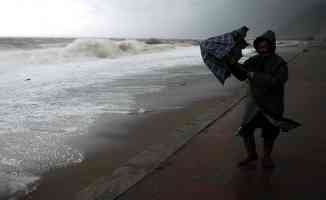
{"left": 262, "top": 157, "right": 275, "bottom": 169}
{"left": 237, "top": 154, "right": 258, "bottom": 167}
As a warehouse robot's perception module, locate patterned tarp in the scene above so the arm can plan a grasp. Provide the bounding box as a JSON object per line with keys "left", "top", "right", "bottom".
{"left": 200, "top": 32, "right": 235, "bottom": 84}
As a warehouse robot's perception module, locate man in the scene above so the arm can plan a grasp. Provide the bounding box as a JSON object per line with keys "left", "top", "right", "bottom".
{"left": 228, "top": 30, "right": 288, "bottom": 168}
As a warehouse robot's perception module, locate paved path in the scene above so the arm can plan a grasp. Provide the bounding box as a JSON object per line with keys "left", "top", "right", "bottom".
{"left": 115, "top": 46, "right": 326, "bottom": 200}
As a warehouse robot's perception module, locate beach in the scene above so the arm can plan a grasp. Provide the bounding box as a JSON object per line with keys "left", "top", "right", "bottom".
{"left": 21, "top": 64, "right": 246, "bottom": 200}
{"left": 113, "top": 42, "right": 326, "bottom": 200}
{"left": 0, "top": 38, "right": 238, "bottom": 199}
{"left": 0, "top": 38, "right": 305, "bottom": 199}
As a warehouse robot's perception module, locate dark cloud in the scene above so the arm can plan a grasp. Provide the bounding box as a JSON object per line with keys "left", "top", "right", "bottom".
{"left": 88, "top": 0, "right": 325, "bottom": 39}
{"left": 2, "top": 0, "right": 324, "bottom": 38}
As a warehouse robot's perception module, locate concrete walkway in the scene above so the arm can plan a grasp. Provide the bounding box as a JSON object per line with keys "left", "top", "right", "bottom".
{"left": 115, "top": 46, "right": 326, "bottom": 200}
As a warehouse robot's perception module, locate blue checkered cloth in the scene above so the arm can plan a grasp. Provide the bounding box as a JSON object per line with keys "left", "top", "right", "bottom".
{"left": 200, "top": 32, "right": 236, "bottom": 84}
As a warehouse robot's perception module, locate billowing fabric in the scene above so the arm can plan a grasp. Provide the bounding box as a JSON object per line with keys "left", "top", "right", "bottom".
{"left": 229, "top": 30, "right": 301, "bottom": 132}
{"left": 244, "top": 53, "right": 288, "bottom": 120}
{"left": 200, "top": 26, "right": 249, "bottom": 84}
{"left": 237, "top": 111, "right": 280, "bottom": 140}
{"left": 200, "top": 33, "right": 234, "bottom": 84}
{"left": 200, "top": 33, "right": 235, "bottom": 60}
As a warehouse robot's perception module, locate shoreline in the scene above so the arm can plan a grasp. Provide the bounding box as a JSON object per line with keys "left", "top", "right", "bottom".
{"left": 21, "top": 65, "right": 245, "bottom": 200}
{"left": 22, "top": 92, "right": 245, "bottom": 200}
{"left": 20, "top": 44, "right": 303, "bottom": 200}
{"left": 111, "top": 42, "right": 326, "bottom": 200}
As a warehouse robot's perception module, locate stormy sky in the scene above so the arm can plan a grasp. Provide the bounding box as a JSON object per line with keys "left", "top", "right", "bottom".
{"left": 0, "top": 0, "right": 324, "bottom": 38}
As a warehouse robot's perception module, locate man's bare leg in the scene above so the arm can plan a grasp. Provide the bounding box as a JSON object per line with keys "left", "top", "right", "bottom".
{"left": 262, "top": 139, "right": 276, "bottom": 168}
{"left": 237, "top": 135, "right": 258, "bottom": 167}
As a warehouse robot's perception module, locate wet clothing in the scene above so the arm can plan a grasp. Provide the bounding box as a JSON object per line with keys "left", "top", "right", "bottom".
{"left": 237, "top": 112, "right": 280, "bottom": 140}
{"left": 229, "top": 30, "right": 288, "bottom": 138}
{"left": 230, "top": 52, "right": 288, "bottom": 120}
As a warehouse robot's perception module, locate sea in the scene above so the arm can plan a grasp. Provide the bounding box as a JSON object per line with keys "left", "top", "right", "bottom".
{"left": 0, "top": 37, "right": 294, "bottom": 199}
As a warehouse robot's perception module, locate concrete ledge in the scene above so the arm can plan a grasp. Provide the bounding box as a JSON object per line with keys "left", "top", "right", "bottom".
{"left": 77, "top": 92, "right": 247, "bottom": 200}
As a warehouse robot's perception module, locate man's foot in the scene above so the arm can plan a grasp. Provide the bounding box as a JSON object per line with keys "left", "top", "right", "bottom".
{"left": 261, "top": 157, "right": 275, "bottom": 169}
{"left": 237, "top": 154, "right": 258, "bottom": 167}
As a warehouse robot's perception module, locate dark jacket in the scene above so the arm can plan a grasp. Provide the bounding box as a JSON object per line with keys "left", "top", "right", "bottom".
{"left": 229, "top": 30, "right": 288, "bottom": 124}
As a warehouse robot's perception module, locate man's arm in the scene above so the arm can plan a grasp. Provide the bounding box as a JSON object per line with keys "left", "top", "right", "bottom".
{"left": 249, "top": 63, "right": 288, "bottom": 87}
{"left": 227, "top": 57, "right": 250, "bottom": 81}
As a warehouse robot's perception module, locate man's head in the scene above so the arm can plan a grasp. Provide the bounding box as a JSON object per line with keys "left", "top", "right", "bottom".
{"left": 255, "top": 39, "right": 273, "bottom": 55}
{"left": 253, "top": 30, "right": 276, "bottom": 56}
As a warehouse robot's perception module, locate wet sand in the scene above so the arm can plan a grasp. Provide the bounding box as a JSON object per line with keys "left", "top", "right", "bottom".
{"left": 20, "top": 61, "right": 245, "bottom": 200}
{"left": 20, "top": 43, "right": 306, "bottom": 200}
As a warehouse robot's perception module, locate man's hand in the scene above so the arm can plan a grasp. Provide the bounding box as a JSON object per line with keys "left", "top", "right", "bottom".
{"left": 226, "top": 56, "right": 237, "bottom": 65}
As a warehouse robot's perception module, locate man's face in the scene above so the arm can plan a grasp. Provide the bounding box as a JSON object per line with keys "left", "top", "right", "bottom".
{"left": 256, "top": 40, "right": 272, "bottom": 55}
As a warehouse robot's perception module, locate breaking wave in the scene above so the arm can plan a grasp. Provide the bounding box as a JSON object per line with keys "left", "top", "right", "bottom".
{"left": 0, "top": 39, "right": 175, "bottom": 65}
{"left": 64, "top": 39, "right": 152, "bottom": 58}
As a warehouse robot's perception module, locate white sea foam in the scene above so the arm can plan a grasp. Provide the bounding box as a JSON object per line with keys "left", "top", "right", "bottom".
{"left": 0, "top": 40, "right": 297, "bottom": 198}
{"left": 0, "top": 44, "right": 201, "bottom": 198}
{"left": 276, "top": 40, "right": 301, "bottom": 47}
{"left": 0, "top": 173, "right": 39, "bottom": 200}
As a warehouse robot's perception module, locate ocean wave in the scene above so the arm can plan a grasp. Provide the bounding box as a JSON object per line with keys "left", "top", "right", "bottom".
{"left": 64, "top": 39, "right": 175, "bottom": 59}
{"left": 0, "top": 39, "right": 175, "bottom": 66}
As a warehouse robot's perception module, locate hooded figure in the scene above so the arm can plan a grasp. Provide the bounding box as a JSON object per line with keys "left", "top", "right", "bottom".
{"left": 233, "top": 30, "right": 287, "bottom": 121}
{"left": 228, "top": 30, "right": 300, "bottom": 168}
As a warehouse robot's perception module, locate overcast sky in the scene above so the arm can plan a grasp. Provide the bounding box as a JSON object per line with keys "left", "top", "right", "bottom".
{"left": 0, "top": 0, "right": 324, "bottom": 38}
